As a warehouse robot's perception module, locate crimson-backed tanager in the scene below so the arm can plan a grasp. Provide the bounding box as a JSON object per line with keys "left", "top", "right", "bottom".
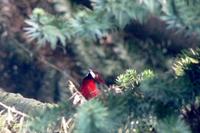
{"left": 80, "top": 69, "right": 105, "bottom": 100}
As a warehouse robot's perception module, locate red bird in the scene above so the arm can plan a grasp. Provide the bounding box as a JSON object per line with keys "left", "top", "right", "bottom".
{"left": 80, "top": 69, "right": 105, "bottom": 100}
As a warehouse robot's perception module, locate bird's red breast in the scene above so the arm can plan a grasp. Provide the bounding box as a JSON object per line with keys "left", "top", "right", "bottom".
{"left": 80, "top": 78, "right": 101, "bottom": 100}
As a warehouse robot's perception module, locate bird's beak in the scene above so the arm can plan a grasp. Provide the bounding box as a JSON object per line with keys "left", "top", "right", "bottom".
{"left": 95, "top": 74, "right": 105, "bottom": 84}
{"left": 89, "top": 69, "right": 105, "bottom": 84}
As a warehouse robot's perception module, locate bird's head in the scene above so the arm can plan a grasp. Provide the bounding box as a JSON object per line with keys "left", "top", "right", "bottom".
{"left": 87, "top": 69, "right": 105, "bottom": 84}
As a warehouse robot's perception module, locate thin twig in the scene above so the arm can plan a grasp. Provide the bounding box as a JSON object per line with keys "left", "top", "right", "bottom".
{"left": 0, "top": 102, "right": 29, "bottom": 117}
{"left": 68, "top": 81, "right": 86, "bottom": 101}
{"left": 14, "top": 39, "right": 34, "bottom": 57}
{"left": 61, "top": 117, "right": 68, "bottom": 133}
{"left": 66, "top": 118, "right": 73, "bottom": 128}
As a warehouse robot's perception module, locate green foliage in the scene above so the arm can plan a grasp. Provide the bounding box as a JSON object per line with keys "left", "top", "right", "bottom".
{"left": 156, "top": 116, "right": 191, "bottom": 133}
{"left": 2, "top": 66, "right": 199, "bottom": 133}
{"left": 115, "top": 63, "right": 200, "bottom": 131}
{"left": 69, "top": 7, "right": 111, "bottom": 40}
{"left": 126, "top": 115, "right": 157, "bottom": 133}
{"left": 25, "top": 7, "right": 111, "bottom": 49}
{"left": 91, "top": 0, "right": 150, "bottom": 28}
{"left": 24, "top": 8, "right": 67, "bottom": 49}
{"left": 116, "top": 69, "right": 138, "bottom": 88}
{"left": 161, "top": 0, "right": 200, "bottom": 33}
{"left": 24, "top": 102, "right": 73, "bottom": 133}
{"left": 73, "top": 40, "right": 134, "bottom": 77}
{"left": 20, "top": 0, "right": 200, "bottom": 132}
{"left": 75, "top": 99, "right": 113, "bottom": 133}
{"left": 172, "top": 48, "right": 200, "bottom": 101}
{"left": 24, "top": 0, "right": 163, "bottom": 50}
{"left": 91, "top": 0, "right": 200, "bottom": 33}
{"left": 173, "top": 48, "right": 199, "bottom": 76}
{"left": 25, "top": 0, "right": 200, "bottom": 50}
{"left": 116, "top": 69, "right": 154, "bottom": 88}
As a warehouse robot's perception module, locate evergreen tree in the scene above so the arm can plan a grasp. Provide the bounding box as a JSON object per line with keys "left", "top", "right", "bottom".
{"left": 2, "top": 0, "right": 200, "bottom": 133}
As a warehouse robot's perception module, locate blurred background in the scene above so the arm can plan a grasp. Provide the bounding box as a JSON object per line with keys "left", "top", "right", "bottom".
{"left": 0, "top": 0, "right": 199, "bottom": 103}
